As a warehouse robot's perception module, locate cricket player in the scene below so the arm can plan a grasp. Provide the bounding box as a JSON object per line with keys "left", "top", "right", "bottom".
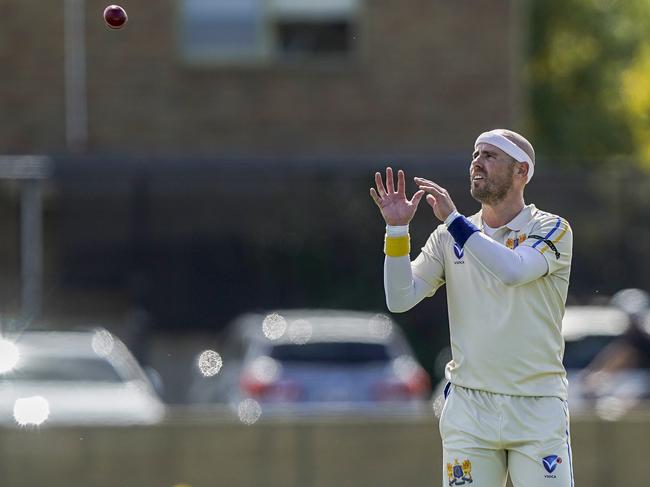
{"left": 370, "top": 129, "right": 574, "bottom": 487}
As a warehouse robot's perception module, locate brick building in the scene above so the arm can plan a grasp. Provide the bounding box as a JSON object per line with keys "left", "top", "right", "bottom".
{"left": 6, "top": 1, "right": 650, "bottom": 404}
{"left": 2, "top": 0, "right": 524, "bottom": 155}
{"left": 0, "top": 0, "right": 528, "bottom": 341}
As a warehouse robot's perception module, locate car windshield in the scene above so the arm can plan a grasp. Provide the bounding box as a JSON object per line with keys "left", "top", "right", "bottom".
{"left": 563, "top": 335, "right": 618, "bottom": 370}
{"left": 1, "top": 357, "right": 123, "bottom": 382}
{"left": 269, "top": 342, "right": 391, "bottom": 364}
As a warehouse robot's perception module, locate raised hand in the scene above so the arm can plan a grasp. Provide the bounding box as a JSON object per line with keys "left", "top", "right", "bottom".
{"left": 370, "top": 167, "right": 425, "bottom": 226}
{"left": 414, "top": 177, "right": 457, "bottom": 222}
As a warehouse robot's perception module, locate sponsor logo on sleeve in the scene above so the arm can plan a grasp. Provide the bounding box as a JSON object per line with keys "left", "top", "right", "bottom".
{"left": 453, "top": 243, "right": 464, "bottom": 264}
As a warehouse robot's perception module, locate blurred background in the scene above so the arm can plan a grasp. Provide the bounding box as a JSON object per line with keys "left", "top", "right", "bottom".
{"left": 2, "top": 0, "right": 650, "bottom": 485}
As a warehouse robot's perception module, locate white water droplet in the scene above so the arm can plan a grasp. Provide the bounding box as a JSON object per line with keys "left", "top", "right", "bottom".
{"left": 288, "top": 319, "right": 312, "bottom": 345}
{"left": 368, "top": 314, "right": 393, "bottom": 339}
{"left": 263, "top": 313, "right": 287, "bottom": 340}
{"left": 198, "top": 350, "right": 223, "bottom": 377}
{"left": 238, "top": 398, "right": 262, "bottom": 425}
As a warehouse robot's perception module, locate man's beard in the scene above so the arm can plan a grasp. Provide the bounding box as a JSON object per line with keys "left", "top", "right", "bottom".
{"left": 470, "top": 165, "right": 515, "bottom": 206}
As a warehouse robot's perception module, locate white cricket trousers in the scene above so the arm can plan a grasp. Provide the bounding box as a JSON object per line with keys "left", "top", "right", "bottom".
{"left": 439, "top": 383, "right": 574, "bottom": 487}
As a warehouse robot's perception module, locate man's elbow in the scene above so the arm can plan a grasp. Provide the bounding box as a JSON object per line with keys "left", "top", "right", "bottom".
{"left": 499, "top": 270, "right": 526, "bottom": 287}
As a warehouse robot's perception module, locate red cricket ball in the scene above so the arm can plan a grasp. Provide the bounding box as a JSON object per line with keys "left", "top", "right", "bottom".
{"left": 103, "top": 5, "right": 128, "bottom": 29}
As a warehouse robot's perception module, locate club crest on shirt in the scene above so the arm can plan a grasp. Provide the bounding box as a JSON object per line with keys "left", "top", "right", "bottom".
{"left": 542, "top": 455, "right": 562, "bottom": 478}
{"left": 506, "top": 233, "right": 527, "bottom": 249}
{"left": 447, "top": 458, "right": 473, "bottom": 485}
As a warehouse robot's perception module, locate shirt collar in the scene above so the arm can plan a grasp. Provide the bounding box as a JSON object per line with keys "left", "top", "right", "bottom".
{"left": 472, "top": 204, "right": 536, "bottom": 232}
{"left": 506, "top": 204, "right": 536, "bottom": 231}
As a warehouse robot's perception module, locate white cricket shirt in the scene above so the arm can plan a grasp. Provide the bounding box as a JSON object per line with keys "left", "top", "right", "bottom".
{"left": 412, "top": 204, "right": 573, "bottom": 399}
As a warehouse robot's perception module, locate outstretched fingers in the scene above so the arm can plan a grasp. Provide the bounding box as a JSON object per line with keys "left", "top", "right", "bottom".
{"left": 374, "top": 171, "right": 387, "bottom": 198}
{"left": 385, "top": 167, "right": 395, "bottom": 194}
{"left": 369, "top": 187, "right": 382, "bottom": 207}
{"left": 373, "top": 167, "right": 407, "bottom": 201}
{"left": 396, "top": 169, "right": 406, "bottom": 196}
{"left": 372, "top": 166, "right": 421, "bottom": 207}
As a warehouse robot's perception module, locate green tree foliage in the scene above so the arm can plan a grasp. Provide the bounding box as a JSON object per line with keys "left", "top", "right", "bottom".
{"left": 621, "top": 43, "right": 650, "bottom": 167}
{"left": 528, "top": 0, "right": 650, "bottom": 168}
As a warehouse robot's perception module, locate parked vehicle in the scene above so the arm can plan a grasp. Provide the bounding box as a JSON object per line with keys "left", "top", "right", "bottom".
{"left": 562, "top": 304, "right": 650, "bottom": 416}
{"left": 432, "top": 303, "right": 650, "bottom": 418}
{"left": 0, "top": 328, "right": 165, "bottom": 426}
{"left": 188, "top": 309, "right": 431, "bottom": 417}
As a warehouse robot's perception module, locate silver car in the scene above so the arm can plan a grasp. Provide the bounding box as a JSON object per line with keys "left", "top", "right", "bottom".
{"left": 188, "top": 309, "right": 432, "bottom": 417}
{"left": 0, "top": 328, "right": 165, "bottom": 426}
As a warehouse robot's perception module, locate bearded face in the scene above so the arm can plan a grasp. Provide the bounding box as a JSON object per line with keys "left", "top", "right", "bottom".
{"left": 470, "top": 159, "right": 517, "bottom": 206}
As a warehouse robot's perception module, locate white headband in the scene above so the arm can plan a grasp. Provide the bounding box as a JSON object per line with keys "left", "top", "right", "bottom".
{"left": 475, "top": 131, "right": 535, "bottom": 183}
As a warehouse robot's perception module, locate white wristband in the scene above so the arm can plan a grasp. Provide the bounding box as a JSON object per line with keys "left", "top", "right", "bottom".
{"left": 386, "top": 224, "right": 409, "bottom": 237}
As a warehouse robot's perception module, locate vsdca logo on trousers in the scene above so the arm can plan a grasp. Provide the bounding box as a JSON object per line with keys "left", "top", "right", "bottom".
{"left": 542, "top": 455, "right": 562, "bottom": 478}
{"left": 447, "top": 458, "right": 473, "bottom": 485}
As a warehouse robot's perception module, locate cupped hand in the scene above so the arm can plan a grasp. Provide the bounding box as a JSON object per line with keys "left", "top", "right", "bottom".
{"left": 414, "top": 177, "right": 457, "bottom": 222}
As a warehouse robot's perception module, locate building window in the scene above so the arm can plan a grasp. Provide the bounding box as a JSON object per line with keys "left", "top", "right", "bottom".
{"left": 180, "top": 0, "right": 269, "bottom": 63}
{"left": 180, "top": 0, "right": 360, "bottom": 64}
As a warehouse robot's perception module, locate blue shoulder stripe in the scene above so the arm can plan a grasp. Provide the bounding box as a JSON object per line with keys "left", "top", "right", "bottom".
{"left": 532, "top": 217, "right": 562, "bottom": 248}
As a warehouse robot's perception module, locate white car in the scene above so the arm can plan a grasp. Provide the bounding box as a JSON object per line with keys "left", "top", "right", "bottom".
{"left": 0, "top": 328, "right": 165, "bottom": 426}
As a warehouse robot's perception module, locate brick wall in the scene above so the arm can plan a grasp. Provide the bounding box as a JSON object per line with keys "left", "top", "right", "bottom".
{"left": 1, "top": 0, "right": 522, "bottom": 156}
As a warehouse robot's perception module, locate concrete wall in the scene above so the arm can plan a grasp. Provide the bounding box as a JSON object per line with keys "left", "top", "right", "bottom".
{"left": 1, "top": 411, "right": 650, "bottom": 486}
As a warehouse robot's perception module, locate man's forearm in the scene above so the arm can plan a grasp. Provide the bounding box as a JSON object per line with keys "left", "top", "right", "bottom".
{"left": 445, "top": 212, "right": 547, "bottom": 286}
{"left": 384, "top": 255, "right": 432, "bottom": 312}
{"left": 383, "top": 225, "right": 435, "bottom": 312}
{"left": 465, "top": 232, "right": 547, "bottom": 285}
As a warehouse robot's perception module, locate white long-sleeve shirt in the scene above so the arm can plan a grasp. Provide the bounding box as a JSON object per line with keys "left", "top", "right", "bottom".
{"left": 384, "top": 204, "right": 573, "bottom": 399}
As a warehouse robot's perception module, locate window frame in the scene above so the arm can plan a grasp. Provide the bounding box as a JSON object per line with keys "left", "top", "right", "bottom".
{"left": 177, "top": 0, "right": 362, "bottom": 67}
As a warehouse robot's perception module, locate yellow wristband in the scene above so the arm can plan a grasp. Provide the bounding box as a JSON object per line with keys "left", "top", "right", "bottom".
{"left": 384, "top": 235, "right": 410, "bottom": 257}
